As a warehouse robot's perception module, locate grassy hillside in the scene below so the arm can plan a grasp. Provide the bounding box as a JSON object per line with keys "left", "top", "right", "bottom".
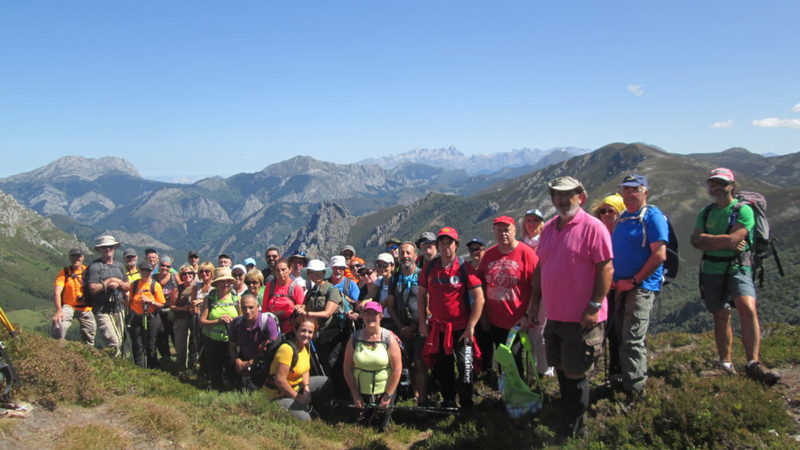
{"left": 2, "top": 325, "right": 798, "bottom": 448}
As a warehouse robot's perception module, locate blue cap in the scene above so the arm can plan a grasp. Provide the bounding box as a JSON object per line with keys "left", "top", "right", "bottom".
{"left": 244, "top": 257, "right": 257, "bottom": 267}
{"left": 620, "top": 174, "right": 648, "bottom": 188}
{"left": 467, "top": 238, "right": 485, "bottom": 247}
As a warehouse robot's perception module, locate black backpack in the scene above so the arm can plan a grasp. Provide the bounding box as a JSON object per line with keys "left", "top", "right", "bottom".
{"left": 702, "top": 192, "right": 784, "bottom": 286}
{"left": 256, "top": 335, "right": 302, "bottom": 390}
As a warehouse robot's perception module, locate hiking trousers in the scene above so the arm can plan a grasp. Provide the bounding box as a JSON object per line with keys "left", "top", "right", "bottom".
{"left": 52, "top": 304, "right": 96, "bottom": 346}
{"left": 276, "top": 376, "right": 332, "bottom": 421}
{"left": 615, "top": 288, "right": 656, "bottom": 393}
{"left": 172, "top": 313, "right": 198, "bottom": 371}
{"left": 431, "top": 328, "right": 474, "bottom": 407}
{"left": 129, "top": 313, "right": 161, "bottom": 368}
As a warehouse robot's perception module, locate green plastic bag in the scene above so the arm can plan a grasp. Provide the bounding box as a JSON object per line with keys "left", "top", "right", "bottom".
{"left": 495, "top": 326, "right": 542, "bottom": 418}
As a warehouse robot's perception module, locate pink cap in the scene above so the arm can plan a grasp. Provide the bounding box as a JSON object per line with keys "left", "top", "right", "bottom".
{"left": 362, "top": 301, "right": 383, "bottom": 314}
{"left": 707, "top": 167, "right": 735, "bottom": 183}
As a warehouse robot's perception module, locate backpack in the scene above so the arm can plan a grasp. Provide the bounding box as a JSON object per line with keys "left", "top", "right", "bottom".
{"left": 256, "top": 333, "right": 302, "bottom": 390}
{"left": 63, "top": 265, "right": 90, "bottom": 308}
{"left": 702, "top": 192, "right": 785, "bottom": 286}
{"left": 131, "top": 278, "right": 157, "bottom": 313}
{"left": 617, "top": 205, "right": 680, "bottom": 285}
{"left": 236, "top": 312, "right": 280, "bottom": 388}
{"left": 390, "top": 268, "right": 420, "bottom": 325}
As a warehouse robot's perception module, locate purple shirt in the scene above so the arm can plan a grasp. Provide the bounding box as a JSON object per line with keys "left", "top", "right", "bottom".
{"left": 229, "top": 312, "right": 280, "bottom": 360}
{"left": 537, "top": 208, "right": 613, "bottom": 323}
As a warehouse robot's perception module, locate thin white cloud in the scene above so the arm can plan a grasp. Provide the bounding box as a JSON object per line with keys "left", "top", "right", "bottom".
{"left": 710, "top": 120, "right": 734, "bottom": 129}
{"left": 793, "top": 103, "right": 800, "bottom": 112}
{"left": 752, "top": 118, "right": 800, "bottom": 129}
{"left": 626, "top": 84, "right": 644, "bottom": 96}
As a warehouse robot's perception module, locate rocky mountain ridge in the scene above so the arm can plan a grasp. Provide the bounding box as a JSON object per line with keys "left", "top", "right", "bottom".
{"left": 359, "top": 146, "right": 590, "bottom": 175}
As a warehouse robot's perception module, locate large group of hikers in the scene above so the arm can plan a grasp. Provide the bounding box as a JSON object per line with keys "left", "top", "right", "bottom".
{"left": 50, "top": 167, "right": 782, "bottom": 436}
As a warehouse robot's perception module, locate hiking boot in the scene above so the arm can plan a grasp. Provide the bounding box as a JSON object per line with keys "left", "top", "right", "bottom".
{"left": 700, "top": 361, "right": 736, "bottom": 377}
{"left": 745, "top": 361, "right": 781, "bottom": 386}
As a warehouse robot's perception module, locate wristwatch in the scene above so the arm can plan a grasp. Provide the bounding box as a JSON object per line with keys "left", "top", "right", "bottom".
{"left": 587, "top": 301, "right": 602, "bottom": 311}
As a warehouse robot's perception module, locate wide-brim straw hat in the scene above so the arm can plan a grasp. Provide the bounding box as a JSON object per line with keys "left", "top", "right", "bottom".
{"left": 211, "top": 267, "right": 236, "bottom": 284}
{"left": 302, "top": 259, "right": 332, "bottom": 279}
{"left": 94, "top": 234, "right": 121, "bottom": 251}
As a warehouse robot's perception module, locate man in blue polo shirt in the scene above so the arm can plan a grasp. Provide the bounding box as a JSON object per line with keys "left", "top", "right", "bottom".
{"left": 611, "top": 174, "right": 668, "bottom": 397}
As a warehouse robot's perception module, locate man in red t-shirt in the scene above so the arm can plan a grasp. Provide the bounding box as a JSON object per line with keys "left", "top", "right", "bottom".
{"left": 478, "top": 216, "right": 539, "bottom": 377}
{"left": 418, "top": 226, "right": 484, "bottom": 409}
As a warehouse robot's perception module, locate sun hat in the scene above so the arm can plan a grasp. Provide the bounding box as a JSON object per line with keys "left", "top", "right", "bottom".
{"left": 437, "top": 226, "right": 459, "bottom": 242}
{"left": 302, "top": 259, "right": 332, "bottom": 279}
{"left": 376, "top": 253, "right": 394, "bottom": 265}
{"left": 362, "top": 301, "right": 383, "bottom": 314}
{"left": 341, "top": 245, "right": 356, "bottom": 255}
{"left": 329, "top": 255, "right": 347, "bottom": 268}
{"left": 707, "top": 167, "right": 735, "bottom": 183}
{"left": 211, "top": 267, "right": 236, "bottom": 284}
{"left": 231, "top": 264, "right": 247, "bottom": 275}
{"left": 94, "top": 235, "right": 120, "bottom": 251}
{"left": 547, "top": 176, "right": 584, "bottom": 192}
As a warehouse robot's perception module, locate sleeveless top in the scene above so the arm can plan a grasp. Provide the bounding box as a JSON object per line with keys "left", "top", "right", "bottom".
{"left": 202, "top": 288, "right": 239, "bottom": 342}
{"left": 352, "top": 328, "right": 393, "bottom": 395}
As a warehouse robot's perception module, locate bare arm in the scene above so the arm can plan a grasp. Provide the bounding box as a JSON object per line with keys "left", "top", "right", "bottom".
{"left": 342, "top": 335, "right": 362, "bottom": 407}
{"left": 616, "top": 241, "right": 667, "bottom": 292}
{"left": 273, "top": 362, "right": 298, "bottom": 399}
{"left": 526, "top": 266, "right": 542, "bottom": 324}
{"left": 417, "top": 285, "right": 429, "bottom": 337}
{"left": 581, "top": 259, "right": 614, "bottom": 330}
{"left": 460, "top": 286, "right": 484, "bottom": 342}
{"left": 691, "top": 223, "right": 748, "bottom": 251}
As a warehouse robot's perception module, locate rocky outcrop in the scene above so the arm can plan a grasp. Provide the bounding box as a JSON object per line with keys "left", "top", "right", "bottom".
{"left": 0, "top": 191, "right": 83, "bottom": 253}
{"left": 132, "top": 188, "right": 233, "bottom": 224}
{"left": 68, "top": 191, "right": 116, "bottom": 225}
{"left": 283, "top": 202, "right": 357, "bottom": 259}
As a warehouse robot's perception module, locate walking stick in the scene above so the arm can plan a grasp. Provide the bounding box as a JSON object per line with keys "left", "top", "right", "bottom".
{"left": 143, "top": 302, "right": 149, "bottom": 370}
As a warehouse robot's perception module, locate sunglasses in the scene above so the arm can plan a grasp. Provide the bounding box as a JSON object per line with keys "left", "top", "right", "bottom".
{"left": 198, "top": 270, "right": 212, "bottom": 275}
{"left": 386, "top": 245, "right": 399, "bottom": 251}
{"left": 180, "top": 272, "right": 195, "bottom": 276}
{"left": 707, "top": 179, "right": 730, "bottom": 187}
{"left": 468, "top": 247, "right": 484, "bottom": 253}
{"left": 598, "top": 208, "right": 617, "bottom": 215}
{"left": 376, "top": 262, "right": 389, "bottom": 268}
{"left": 233, "top": 273, "right": 245, "bottom": 278}
{"left": 160, "top": 264, "right": 171, "bottom": 268}
{"left": 359, "top": 270, "right": 374, "bottom": 276}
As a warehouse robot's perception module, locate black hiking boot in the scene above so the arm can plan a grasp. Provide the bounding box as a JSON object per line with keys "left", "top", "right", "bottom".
{"left": 745, "top": 361, "right": 781, "bottom": 386}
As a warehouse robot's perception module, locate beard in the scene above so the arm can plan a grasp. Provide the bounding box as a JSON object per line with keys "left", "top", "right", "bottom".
{"left": 557, "top": 202, "right": 582, "bottom": 220}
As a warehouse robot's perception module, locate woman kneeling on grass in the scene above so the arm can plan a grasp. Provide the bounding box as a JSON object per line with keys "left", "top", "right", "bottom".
{"left": 266, "top": 315, "right": 331, "bottom": 421}
{"left": 343, "top": 301, "right": 403, "bottom": 413}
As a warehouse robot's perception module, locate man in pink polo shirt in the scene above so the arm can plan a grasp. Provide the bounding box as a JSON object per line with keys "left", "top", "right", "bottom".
{"left": 527, "top": 176, "right": 613, "bottom": 436}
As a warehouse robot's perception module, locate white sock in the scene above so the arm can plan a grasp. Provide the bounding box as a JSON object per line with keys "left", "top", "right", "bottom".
{"left": 721, "top": 361, "right": 734, "bottom": 370}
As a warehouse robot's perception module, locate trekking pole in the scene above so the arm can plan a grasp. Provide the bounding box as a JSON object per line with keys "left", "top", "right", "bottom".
{"left": 771, "top": 239, "right": 785, "bottom": 277}
{"left": 309, "top": 340, "right": 326, "bottom": 377}
{"left": 143, "top": 302, "right": 149, "bottom": 370}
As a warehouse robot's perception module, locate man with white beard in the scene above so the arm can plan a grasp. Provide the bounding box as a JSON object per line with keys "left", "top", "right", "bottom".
{"left": 527, "top": 176, "right": 613, "bottom": 436}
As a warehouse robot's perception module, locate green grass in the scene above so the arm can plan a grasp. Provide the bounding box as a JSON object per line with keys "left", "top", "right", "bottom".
{"left": 3, "top": 325, "right": 798, "bottom": 448}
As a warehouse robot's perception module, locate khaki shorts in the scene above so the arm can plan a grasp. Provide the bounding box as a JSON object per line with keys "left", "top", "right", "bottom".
{"left": 544, "top": 320, "right": 604, "bottom": 378}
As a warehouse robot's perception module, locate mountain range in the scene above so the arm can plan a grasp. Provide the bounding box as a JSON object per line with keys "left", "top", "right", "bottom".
{"left": 1, "top": 143, "right": 798, "bottom": 335}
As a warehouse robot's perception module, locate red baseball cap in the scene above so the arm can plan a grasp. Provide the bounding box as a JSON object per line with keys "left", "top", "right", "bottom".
{"left": 493, "top": 216, "right": 515, "bottom": 226}
{"left": 437, "top": 226, "right": 459, "bottom": 242}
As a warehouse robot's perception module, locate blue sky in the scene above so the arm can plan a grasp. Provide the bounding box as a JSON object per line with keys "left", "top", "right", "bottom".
{"left": 1, "top": 1, "right": 798, "bottom": 179}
